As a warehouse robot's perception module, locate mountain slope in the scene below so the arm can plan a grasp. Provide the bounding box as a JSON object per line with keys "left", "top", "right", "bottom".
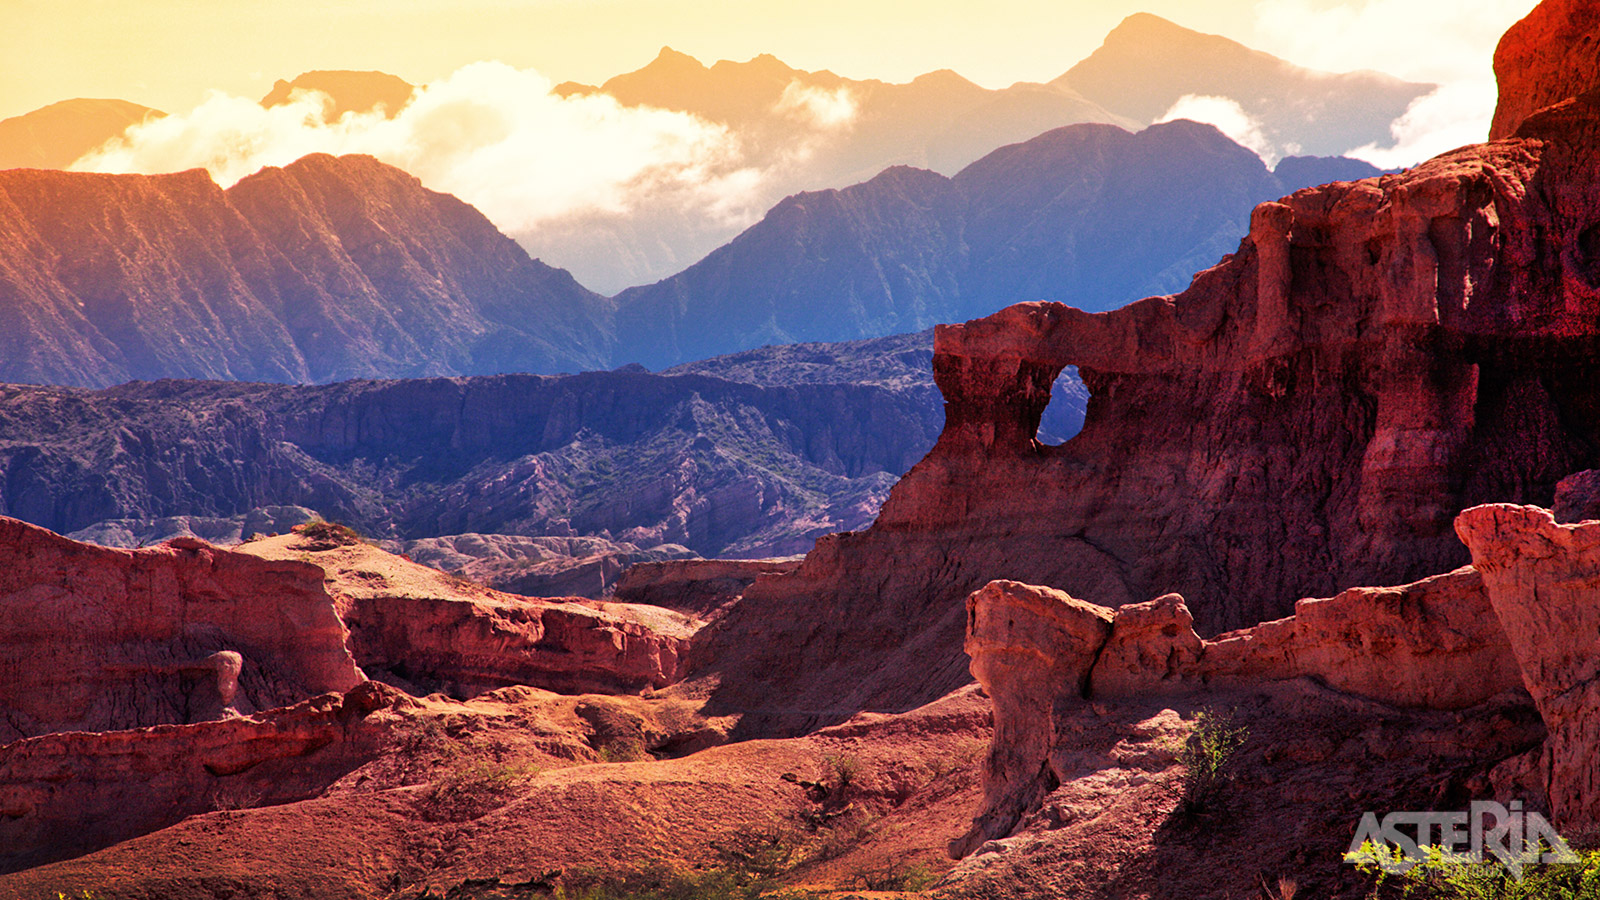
{"left": 612, "top": 121, "right": 1380, "bottom": 370}
{"left": 0, "top": 99, "right": 164, "bottom": 170}
{"left": 1055, "top": 13, "right": 1432, "bottom": 158}
{"left": 0, "top": 153, "right": 612, "bottom": 387}
{"left": 0, "top": 368, "right": 940, "bottom": 558}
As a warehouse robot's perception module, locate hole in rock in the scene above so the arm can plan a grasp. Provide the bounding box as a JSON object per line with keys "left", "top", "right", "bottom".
{"left": 1037, "top": 367, "right": 1089, "bottom": 447}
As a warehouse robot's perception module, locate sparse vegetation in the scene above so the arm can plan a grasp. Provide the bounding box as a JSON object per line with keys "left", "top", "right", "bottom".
{"left": 1358, "top": 843, "right": 1600, "bottom": 899}
{"left": 849, "top": 860, "right": 939, "bottom": 892}
{"left": 417, "top": 758, "right": 539, "bottom": 822}
{"left": 1170, "top": 709, "right": 1248, "bottom": 819}
{"left": 291, "top": 519, "right": 366, "bottom": 551}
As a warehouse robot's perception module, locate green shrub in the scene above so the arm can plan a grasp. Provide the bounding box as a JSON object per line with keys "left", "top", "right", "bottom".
{"left": 850, "top": 860, "right": 939, "bottom": 892}
{"left": 1172, "top": 709, "right": 1248, "bottom": 818}
{"left": 1358, "top": 843, "right": 1600, "bottom": 899}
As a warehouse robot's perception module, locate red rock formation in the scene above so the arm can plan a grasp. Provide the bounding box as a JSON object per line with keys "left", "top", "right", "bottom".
{"left": 691, "top": 46, "right": 1600, "bottom": 735}
{"left": 238, "top": 529, "right": 698, "bottom": 697}
{"left": 612, "top": 558, "right": 801, "bottom": 618}
{"left": 0, "top": 682, "right": 403, "bottom": 875}
{"left": 1456, "top": 504, "right": 1600, "bottom": 831}
{"left": 1490, "top": 0, "right": 1600, "bottom": 139}
{"left": 952, "top": 581, "right": 1110, "bottom": 857}
{"left": 1090, "top": 569, "right": 1522, "bottom": 709}
{"left": 0, "top": 518, "right": 362, "bottom": 743}
{"left": 953, "top": 570, "right": 1527, "bottom": 857}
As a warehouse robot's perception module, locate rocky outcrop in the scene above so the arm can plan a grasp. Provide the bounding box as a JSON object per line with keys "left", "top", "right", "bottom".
{"left": 0, "top": 517, "right": 362, "bottom": 743}
{"left": 1490, "top": 0, "right": 1600, "bottom": 140}
{"left": 238, "top": 528, "right": 700, "bottom": 697}
{"left": 612, "top": 558, "right": 802, "bottom": 618}
{"left": 394, "top": 533, "right": 698, "bottom": 600}
{"left": 1456, "top": 504, "right": 1600, "bottom": 831}
{"left": 0, "top": 153, "right": 610, "bottom": 387}
{"left": 952, "top": 568, "right": 1527, "bottom": 856}
{"left": 952, "top": 581, "right": 1111, "bottom": 857}
{"left": 1090, "top": 569, "right": 1522, "bottom": 709}
{"left": 0, "top": 682, "right": 404, "bottom": 875}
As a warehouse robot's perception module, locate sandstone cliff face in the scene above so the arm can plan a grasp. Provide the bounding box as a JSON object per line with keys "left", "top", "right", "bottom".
{"left": 238, "top": 528, "right": 700, "bottom": 697}
{"left": 690, "top": 34, "right": 1600, "bottom": 736}
{"left": 0, "top": 154, "right": 610, "bottom": 387}
{"left": 0, "top": 682, "right": 403, "bottom": 875}
{"left": 1456, "top": 504, "right": 1600, "bottom": 832}
{"left": 1490, "top": 0, "right": 1600, "bottom": 140}
{"left": 0, "top": 518, "right": 362, "bottom": 743}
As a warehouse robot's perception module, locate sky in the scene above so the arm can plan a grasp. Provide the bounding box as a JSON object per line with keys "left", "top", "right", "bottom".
{"left": 13, "top": 0, "right": 1542, "bottom": 293}
{"left": 3, "top": 0, "right": 1535, "bottom": 121}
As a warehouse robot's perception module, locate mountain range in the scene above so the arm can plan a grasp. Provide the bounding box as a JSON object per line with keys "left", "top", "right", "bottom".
{"left": 610, "top": 120, "right": 1381, "bottom": 368}
{"left": 0, "top": 15, "right": 1428, "bottom": 293}
{"left": 0, "top": 345, "right": 949, "bottom": 559}
{"left": 0, "top": 123, "right": 1381, "bottom": 385}
{"left": 0, "top": 153, "right": 610, "bottom": 386}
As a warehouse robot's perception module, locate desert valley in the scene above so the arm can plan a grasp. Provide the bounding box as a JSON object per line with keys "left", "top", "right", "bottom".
{"left": 3, "top": 0, "right": 1600, "bottom": 897}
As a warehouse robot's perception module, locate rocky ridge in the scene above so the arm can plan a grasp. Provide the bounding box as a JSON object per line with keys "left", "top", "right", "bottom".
{"left": 0, "top": 153, "right": 610, "bottom": 386}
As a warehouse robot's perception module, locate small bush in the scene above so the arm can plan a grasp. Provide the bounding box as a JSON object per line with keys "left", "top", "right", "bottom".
{"left": 1171, "top": 709, "right": 1248, "bottom": 819}
{"left": 850, "top": 860, "right": 939, "bottom": 892}
{"left": 417, "top": 759, "right": 538, "bottom": 822}
{"left": 292, "top": 520, "right": 365, "bottom": 551}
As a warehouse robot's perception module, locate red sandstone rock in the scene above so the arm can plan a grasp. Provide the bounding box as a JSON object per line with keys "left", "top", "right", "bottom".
{"left": 1091, "top": 568, "right": 1522, "bottom": 710}
{"left": 611, "top": 557, "right": 801, "bottom": 618}
{"left": 0, "top": 517, "right": 362, "bottom": 743}
{"left": 0, "top": 681, "right": 404, "bottom": 875}
{"left": 1456, "top": 503, "right": 1600, "bottom": 831}
{"left": 238, "top": 529, "right": 699, "bottom": 697}
{"left": 694, "top": 86, "right": 1600, "bottom": 735}
{"left": 1490, "top": 0, "right": 1600, "bottom": 140}
{"left": 952, "top": 581, "right": 1112, "bottom": 857}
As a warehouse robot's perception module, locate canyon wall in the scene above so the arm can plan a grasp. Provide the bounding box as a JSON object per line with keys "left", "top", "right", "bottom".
{"left": 690, "top": 17, "right": 1600, "bottom": 737}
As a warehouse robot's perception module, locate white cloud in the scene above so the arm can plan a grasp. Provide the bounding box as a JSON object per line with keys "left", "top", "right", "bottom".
{"left": 1157, "top": 94, "right": 1278, "bottom": 164}
{"left": 72, "top": 61, "right": 767, "bottom": 238}
{"left": 1250, "top": 0, "right": 1539, "bottom": 165}
{"left": 775, "top": 81, "right": 858, "bottom": 130}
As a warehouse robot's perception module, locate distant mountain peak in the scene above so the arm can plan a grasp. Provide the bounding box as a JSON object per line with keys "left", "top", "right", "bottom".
{"left": 649, "top": 46, "right": 706, "bottom": 69}
{"left": 259, "top": 70, "right": 416, "bottom": 119}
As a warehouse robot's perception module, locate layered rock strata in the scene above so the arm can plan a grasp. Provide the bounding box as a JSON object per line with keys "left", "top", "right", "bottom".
{"left": 238, "top": 527, "right": 699, "bottom": 697}
{"left": 0, "top": 682, "right": 403, "bottom": 875}
{"left": 0, "top": 518, "right": 362, "bottom": 743}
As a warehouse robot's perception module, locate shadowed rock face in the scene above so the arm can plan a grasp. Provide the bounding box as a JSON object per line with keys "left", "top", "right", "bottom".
{"left": 0, "top": 368, "right": 940, "bottom": 558}
{"left": 690, "top": 39, "right": 1600, "bottom": 739}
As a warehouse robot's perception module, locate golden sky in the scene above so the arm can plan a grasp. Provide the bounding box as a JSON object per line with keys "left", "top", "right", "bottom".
{"left": 1, "top": 0, "right": 1534, "bottom": 120}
